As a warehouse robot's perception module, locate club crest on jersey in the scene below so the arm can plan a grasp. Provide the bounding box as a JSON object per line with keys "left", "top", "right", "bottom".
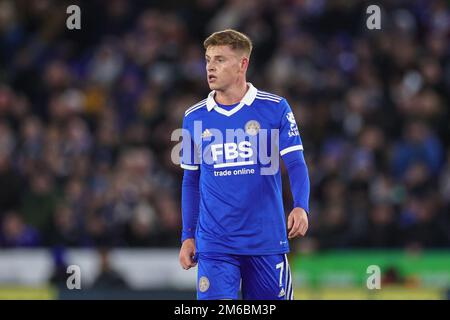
{"left": 245, "top": 120, "right": 260, "bottom": 136}
{"left": 199, "top": 276, "right": 210, "bottom": 292}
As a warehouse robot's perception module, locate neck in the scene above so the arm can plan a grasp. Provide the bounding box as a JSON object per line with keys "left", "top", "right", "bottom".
{"left": 215, "top": 80, "right": 248, "bottom": 105}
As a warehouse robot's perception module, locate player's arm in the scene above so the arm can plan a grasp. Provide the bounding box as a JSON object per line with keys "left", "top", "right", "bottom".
{"left": 180, "top": 169, "right": 199, "bottom": 269}
{"left": 179, "top": 115, "right": 200, "bottom": 270}
{"left": 282, "top": 150, "right": 310, "bottom": 238}
{"left": 278, "top": 99, "right": 310, "bottom": 239}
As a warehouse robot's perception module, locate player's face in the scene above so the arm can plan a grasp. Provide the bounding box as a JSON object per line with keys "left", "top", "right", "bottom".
{"left": 205, "top": 45, "right": 247, "bottom": 91}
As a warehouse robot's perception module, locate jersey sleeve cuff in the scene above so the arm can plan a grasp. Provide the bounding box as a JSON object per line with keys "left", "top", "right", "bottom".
{"left": 181, "top": 230, "right": 195, "bottom": 243}
{"left": 280, "top": 145, "right": 304, "bottom": 156}
{"left": 181, "top": 163, "right": 199, "bottom": 170}
{"left": 293, "top": 203, "right": 309, "bottom": 215}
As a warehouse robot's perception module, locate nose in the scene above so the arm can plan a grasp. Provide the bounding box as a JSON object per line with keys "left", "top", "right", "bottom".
{"left": 207, "top": 61, "right": 216, "bottom": 72}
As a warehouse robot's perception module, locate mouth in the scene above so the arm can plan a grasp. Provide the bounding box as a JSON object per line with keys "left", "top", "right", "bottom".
{"left": 208, "top": 75, "right": 217, "bottom": 82}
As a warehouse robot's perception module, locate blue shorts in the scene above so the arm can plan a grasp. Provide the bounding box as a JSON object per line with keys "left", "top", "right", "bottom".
{"left": 195, "top": 252, "right": 294, "bottom": 300}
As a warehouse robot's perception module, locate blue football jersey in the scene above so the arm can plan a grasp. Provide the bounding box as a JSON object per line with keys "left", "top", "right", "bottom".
{"left": 181, "top": 83, "right": 304, "bottom": 255}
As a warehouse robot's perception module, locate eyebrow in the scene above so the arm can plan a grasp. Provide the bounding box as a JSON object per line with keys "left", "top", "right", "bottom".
{"left": 205, "top": 55, "right": 226, "bottom": 59}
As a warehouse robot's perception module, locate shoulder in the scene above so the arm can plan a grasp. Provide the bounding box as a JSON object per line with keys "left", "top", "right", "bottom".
{"left": 184, "top": 98, "right": 207, "bottom": 118}
{"left": 255, "top": 90, "right": 285, "bottom": 104}
{"left": 254, "top": 90, "right": 290, "bottom": 115}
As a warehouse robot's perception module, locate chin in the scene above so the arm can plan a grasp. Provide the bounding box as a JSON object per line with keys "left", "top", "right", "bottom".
{"left": 208, "top": 83, "right": 220, "bottom": 90}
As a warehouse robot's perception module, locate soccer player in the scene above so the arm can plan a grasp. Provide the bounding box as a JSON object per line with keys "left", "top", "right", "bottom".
{"left": 179, "top": 29, "right": 310, "bottom": 300}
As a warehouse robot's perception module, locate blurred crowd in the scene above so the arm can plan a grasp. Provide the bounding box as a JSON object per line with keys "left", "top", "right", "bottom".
{"left": 0, "top": 0, "right": 449, "bottom": 250}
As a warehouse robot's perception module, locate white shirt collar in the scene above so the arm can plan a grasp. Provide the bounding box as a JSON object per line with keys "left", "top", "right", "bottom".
{"left": 206, "top": 83, "right": 257, "bottom": 112}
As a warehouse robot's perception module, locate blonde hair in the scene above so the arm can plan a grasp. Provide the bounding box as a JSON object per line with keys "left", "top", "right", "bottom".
{"left": 203, "top": 29, "right": 253, "bottom": 58}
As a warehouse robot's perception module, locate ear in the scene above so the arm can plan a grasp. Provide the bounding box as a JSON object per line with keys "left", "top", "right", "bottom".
{"left": 240, "top": 56, "right": 249, "bottom": 71}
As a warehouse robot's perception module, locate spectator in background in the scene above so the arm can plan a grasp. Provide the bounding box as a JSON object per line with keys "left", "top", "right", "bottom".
{"left": 20, "top": 170, "right": 59, "bottom": 235}
{"left": 400, "top": 193, "right": 448, "bottom": 248}
{"left": 44, "top": 203, "right": 81, "bottom": 247}
{"left": 392, "top": 120, "right": 444, "bottom": 179}
{"left": 315, "top": 204, "right": 352, "bottom": 250}
{"left": 91, "top": 247, "right": 128, "bottom": 290}
{"left": 0, "top": 150, "right": 22, "bottom": 219}
{"left": 123, "top": 199, "right": 159, "bottom": 247}
{"left": 363, "top": 204, "right": 400, "bottom": 248}
{"left": 0, "top": 210, "right": 40, "bottom": 247}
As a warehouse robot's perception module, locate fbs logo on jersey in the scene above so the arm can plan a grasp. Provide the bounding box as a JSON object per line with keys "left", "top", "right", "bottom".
{"left": 201, "top": 128, "right": 212, "bottom": 139}
{"left": 210, "top": 141, "right": 253, "bottom": 162}
{"left": 199, "top": 276, "right": 210, "bottom": 292}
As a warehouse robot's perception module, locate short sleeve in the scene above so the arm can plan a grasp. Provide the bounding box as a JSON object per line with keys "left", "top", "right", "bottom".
{"left": 279, "top": 99, "right": 304, "bottom": 156}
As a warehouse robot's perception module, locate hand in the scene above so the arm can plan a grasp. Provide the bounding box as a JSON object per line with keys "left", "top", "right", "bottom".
{"left": 179, "top": 238, "right": 197, "bottom": 270}
{"left": 287, "top": 207, "right": 308, "bottom": 239}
